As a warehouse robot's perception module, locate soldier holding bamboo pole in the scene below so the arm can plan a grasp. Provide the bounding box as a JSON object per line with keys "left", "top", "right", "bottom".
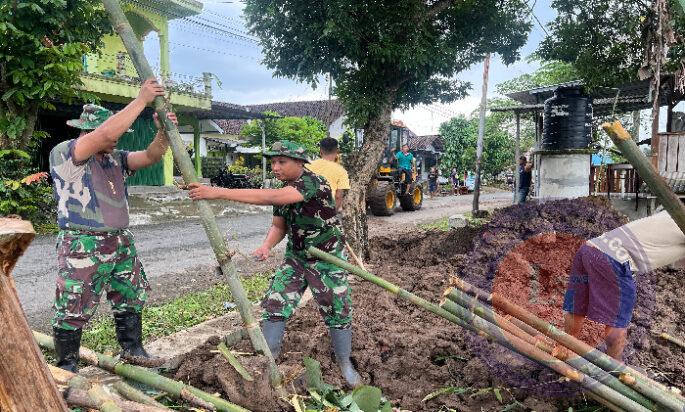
{"left": 48, "top": 79, "right": 177, "bottom": 372}
{"left": 187, "top": 140, "right": 361, "bottom": 387}
{"left": 560, "top": 210, "right": 685, "bottom": 360}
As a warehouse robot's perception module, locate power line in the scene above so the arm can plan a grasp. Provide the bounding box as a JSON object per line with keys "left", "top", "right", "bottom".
{"left": 169, "top": 41, "right": 260, "bottom": 61}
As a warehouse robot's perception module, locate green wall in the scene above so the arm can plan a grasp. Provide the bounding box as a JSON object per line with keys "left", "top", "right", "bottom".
{"left": 117, "top": 116, "right": 164, "bottom": 186}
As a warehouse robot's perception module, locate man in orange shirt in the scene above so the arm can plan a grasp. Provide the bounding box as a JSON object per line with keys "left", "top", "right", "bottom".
{"left": 307, "top": 138, "right": 350, "bottom": 211}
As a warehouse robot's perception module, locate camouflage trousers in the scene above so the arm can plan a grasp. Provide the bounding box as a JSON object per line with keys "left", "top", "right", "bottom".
{"left": 261, "top": 248, "right": 353, "bottom": 329}
{"left": 52, "top": 229, "right": 149, "bottom": 331}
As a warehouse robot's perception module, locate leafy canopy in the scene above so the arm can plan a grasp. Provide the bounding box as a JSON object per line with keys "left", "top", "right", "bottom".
{"left": 0, "top": 0, "right": 111, "bottom": 149}
{"left": 496, "top": 58, "right": 580, "bottom": 94}
{"left": 240, "top": 111, "right": 327, "bottom": 156}
{"left": 244, "top": 0, "right": 533, "bottom": 126}
{"left": 538, "top": 0, "right": 685, "bottom": 89}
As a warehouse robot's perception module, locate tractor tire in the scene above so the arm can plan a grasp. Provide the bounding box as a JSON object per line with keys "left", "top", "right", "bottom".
{"left": 399, "top": 184, "right": 423, "bottom": 211}
{"left": 368, "top": 181, "right": 397, "bottom": 216}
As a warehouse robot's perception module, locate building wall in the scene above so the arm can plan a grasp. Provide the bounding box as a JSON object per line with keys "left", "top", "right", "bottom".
{"left": 329, "top": 116, "right": 346, "bottom": 139}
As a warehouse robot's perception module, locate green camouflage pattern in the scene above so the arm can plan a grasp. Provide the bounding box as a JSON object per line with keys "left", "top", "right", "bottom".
{"left": 263, "top": 140, "right": 310, "bottom": 162}
{"left": 66, "top": 104, "right": 133, "bottom": 132}
{"left": 52, "top": 229, "right": 149, "bottom": 331}
{"left": 273, "top": 169, "right": 344, "bottom": 258}
{"left": 261, "top": 249, "right": 353, "bottom": 328}
{"left": 263, "top": 169, "right": 352, "bottom": 328}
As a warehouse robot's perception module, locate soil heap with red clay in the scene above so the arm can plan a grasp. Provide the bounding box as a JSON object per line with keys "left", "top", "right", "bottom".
{"left": 169, "top": 198, "right": 685, "bottom": 411}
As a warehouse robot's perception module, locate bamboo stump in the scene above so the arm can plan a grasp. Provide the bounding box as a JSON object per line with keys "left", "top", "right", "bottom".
{"left": 0, "top": 217, "right": 68, "bottom": 411}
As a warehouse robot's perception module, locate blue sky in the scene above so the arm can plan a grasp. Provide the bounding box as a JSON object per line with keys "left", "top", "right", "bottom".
{"left": 148, "top": 0, "right": 557, "bottom": 135}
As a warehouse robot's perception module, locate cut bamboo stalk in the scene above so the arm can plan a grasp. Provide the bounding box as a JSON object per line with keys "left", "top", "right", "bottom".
{"left": 87, "top": 385, "right": 122, "bottom": 412}
{"left": 100, "top": 0, "right": 282, "bottom": 394}
{"left": 505, "top": 314, "right": 544, "bottom": 339}
{"left": 444, "top": 291, "right": 656, "bottom": 410}
{"left": 217, "top": 342, "right": 254, "bottom": 382}
{"left": 112, "top": 381, "right": 168, "bottom": 409}
{"left": 602, "top": 120, "right": 685, "bottom": 237}
{"left": 448, "top": 278, "right": 685, "bottom": 411}
{"left": 307, "top": 247, "right": 651, "bottom": 411}
{"left": 658, "top": 332, "right": 685, "bottom": 350}
{"left": 440, "top": 300, "right": 650, "bottom": 412}
{"left": 49, "top": 365, "right": 171, "bottom": 412}
{"left": 345, "top": 241, "right": 366, "bottom": 271}
{"left": 180, "top": 387, "right": 216, "bottom": 411}
{"left": 35, "top": 332, "right": 250, "bottom": 412}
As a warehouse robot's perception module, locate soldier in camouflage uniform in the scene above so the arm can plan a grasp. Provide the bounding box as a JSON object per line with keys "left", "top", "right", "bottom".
{"left": 49, "top": 78, "right": 177, "bottom": 372}
{"left": 188, "top": 140, "right": 361, "bottom": 386}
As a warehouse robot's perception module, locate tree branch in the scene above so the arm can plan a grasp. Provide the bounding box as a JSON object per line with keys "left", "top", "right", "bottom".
{"left": 19, "top": 104, "right": 38, "bottom": 151}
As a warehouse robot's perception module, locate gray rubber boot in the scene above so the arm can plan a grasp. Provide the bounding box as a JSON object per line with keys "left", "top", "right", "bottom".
{"left": 262, "top": 320, "right": 286, "bottom": 358}
{"left": 329, "top": 328, "right": 361, "bottom": 387}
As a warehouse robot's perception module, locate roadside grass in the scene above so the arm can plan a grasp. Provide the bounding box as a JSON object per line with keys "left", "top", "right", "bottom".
{"left": 82, "top": 271, "right": 272, "bottom": 353}
{"left": 417, "top": 212, "right": 490, "bottom": 232}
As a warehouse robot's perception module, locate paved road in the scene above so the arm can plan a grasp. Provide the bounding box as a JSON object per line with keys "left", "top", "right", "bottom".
{"left": 14, "top": 191, "right": 513, "bottom": 331}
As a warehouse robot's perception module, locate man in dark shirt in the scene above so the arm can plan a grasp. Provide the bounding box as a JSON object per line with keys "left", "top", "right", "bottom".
{"left": 188, "top": 140, "right": 361, "bottom": 387}
{"left": 517, "top": 156, "right": 533, "bottom": 203}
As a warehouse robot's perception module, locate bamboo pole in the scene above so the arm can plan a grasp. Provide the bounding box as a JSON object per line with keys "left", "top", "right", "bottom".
{"left": 35, "top": 332, "right": 250, "bottom": 412}
{"left": 602, "top": 120, "right": 685, "bottom": 237}
{"left": 658, "top": 332, "right": 685, "bottom": 350}
{"left": 308, "top": 247, "right": 653, "bottom": 411}
{"left": 100, "top": 0, "right": 282, "bottom": 393}
{"left": 444, "top": 291, "right": 656, "bottom": 410}
{"left": 112, "top": 381, "right": 168, "bottom": 409}
{"left": 440, "top": 300, "right": 650, "bottom": 412}
{"left": 448, "top": 278, "right": 685, "bottom": 411}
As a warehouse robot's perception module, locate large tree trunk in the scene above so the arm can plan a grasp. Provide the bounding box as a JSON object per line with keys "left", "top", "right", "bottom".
{"left": 0, "top": 217, "right": 69, "bottom": 412}
{"left": 341, "top": 96, "right": 395, "bottom": 259}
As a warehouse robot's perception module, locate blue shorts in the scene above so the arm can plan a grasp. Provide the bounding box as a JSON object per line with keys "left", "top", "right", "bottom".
{"left": 562, "top": 244, "right": 637, "bottom": 328}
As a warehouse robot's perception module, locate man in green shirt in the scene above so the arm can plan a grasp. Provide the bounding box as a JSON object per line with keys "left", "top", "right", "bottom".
{"left": 395, "top": 144, "right": 415, "bottom": 193}
{"left": 188, "top": 140, "right": 361, "bottom": 387}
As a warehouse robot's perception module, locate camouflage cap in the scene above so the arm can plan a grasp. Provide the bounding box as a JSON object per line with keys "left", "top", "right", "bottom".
{"left": 263, "top": 140, "right": 309, "bottom": 162}
{"left": 66, "top": 104, "right": 133, "bottom": 132}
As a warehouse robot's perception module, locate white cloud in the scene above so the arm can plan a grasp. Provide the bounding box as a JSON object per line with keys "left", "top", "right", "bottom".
{"left": 395, "top": 96, "right": 481, "bottom": 135}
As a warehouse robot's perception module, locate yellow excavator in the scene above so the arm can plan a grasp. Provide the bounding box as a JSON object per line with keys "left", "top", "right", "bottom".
{"left": 366, "top": 123, "right": 424, "bottom": 216}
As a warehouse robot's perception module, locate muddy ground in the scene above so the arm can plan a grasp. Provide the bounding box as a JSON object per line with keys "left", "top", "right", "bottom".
{"left": 171, "top": 198, "right": 685, "bottom": 411}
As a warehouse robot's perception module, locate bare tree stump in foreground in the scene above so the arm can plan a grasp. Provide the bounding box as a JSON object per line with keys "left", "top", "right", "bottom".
{"left": 0, "top": 217, "right": 68, "bottom": 411}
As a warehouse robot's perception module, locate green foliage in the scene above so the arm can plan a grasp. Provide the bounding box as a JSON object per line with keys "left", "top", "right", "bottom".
{"left": 0, "top": 149, "right": 55, "bottom": 224}
{"left": 81, "top": 274, "right": 271, "bottom": 353}
{"left": 0, "top": 0, "right": 111, "bottom": 150}
{"left": 240, "top": 112, "right": 327, "bottom": 156}
{"left": 439, "top": 116, "right": 477, "bottom": 176}
{"left": 301, "top": 357, "right": 392, "bottom": 412}
{"left": 496, "top": 58, "right": 580, "bottom": 94}
{"left": 243, "top": 0, "right": 532, "bottom": 128}
{"left": 418, "top": 217, "right": 450, "bottom": 232}
{"left": 538, "top": 0, "right": 685, "bottom": 89}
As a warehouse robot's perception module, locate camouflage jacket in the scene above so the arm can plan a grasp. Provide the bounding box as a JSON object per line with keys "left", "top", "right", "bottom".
{"left": 274, "top": 169, "right": 344, "bottom": 257}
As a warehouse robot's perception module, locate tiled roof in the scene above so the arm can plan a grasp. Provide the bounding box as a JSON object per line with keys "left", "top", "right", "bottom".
{"left": 409, "top": 134, "right": 444, "bottom": 152}
{"left": 214, "top": 99, "right": 345, "bottom": 135}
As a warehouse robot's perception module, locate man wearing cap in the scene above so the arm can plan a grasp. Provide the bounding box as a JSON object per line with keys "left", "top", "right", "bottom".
{"left": 188, "top": 140, "right": 361, "bottom": 387}
{"left": 49, "top": 78, "right": 177, "bottom": 372}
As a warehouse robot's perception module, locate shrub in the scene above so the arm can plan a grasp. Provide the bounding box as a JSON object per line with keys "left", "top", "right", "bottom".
{"left": 0, "top": 149, "right": 56, "bottom": 226}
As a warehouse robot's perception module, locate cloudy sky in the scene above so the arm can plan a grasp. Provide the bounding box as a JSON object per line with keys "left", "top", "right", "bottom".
{"left": 144, "top": 0, "right": 557, "bottom": 136}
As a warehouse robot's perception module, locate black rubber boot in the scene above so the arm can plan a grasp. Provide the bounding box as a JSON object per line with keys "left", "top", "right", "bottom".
{"left": 113, "top": 311, "right": 154, "bottom": 358}
{"left": 262, "top": 320, "right": 286, "bottom": 359}
{"left": 53, "top": 327, "right": 82, "bottom": 373}
{"left": 329, "top": 328, "right": 361, "bottom": 387}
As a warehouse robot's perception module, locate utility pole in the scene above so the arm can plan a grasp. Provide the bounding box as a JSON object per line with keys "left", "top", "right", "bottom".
{"left": 514, "top": 112, "right": 521, "bottom": 204}
{"left": 472, "top": 54, "right": 490, "bottom": 215}
{"left": 260, "top": 120, "right": 267, "bottom": 188}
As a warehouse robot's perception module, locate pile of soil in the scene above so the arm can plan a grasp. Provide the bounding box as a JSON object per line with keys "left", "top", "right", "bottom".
{"left": 170, "top": 198, "right": 685, "bottom": 411}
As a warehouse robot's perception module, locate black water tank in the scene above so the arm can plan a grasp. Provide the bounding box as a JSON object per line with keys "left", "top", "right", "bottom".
{"left": 541, "top": 86, "right": 592, "bottom": 150}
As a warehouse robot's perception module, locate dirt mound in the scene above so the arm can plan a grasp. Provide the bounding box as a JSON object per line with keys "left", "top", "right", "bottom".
{"left": 369, "top": 226, "right": 478, "bottom": 266}
{"left": 172, "top": 336, "right": 283, "bottom": 411}
{"left": 170, "top": 198, "right": 685, "bottom": 410}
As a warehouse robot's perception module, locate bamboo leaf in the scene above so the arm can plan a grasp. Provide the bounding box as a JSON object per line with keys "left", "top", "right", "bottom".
{"left": 217, "top": 342, "right": 254, "bottom": 382}
{"left": 422, "top": 386, "right": 469, "bottom": 402}
{"left": 351, "top": 385, "right": 382, "bottom": 412}
{"left": 304, "top": 357, "right": 325, "bottom": 392}
{"left": 494, "top": 388, "right": 503, "bottom": 403}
